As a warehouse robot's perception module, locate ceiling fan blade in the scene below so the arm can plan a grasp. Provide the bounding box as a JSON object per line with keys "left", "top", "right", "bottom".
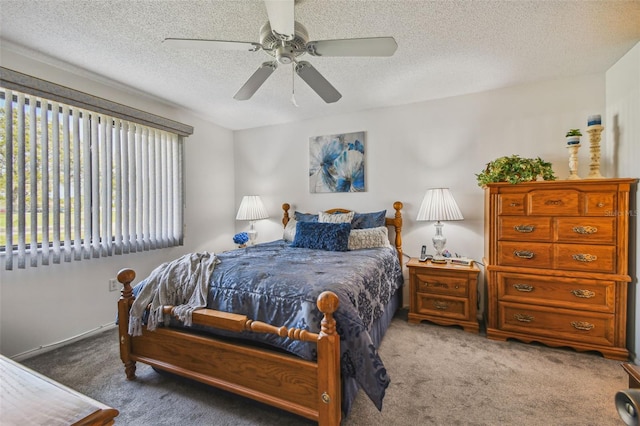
{"left": 163, "top": 38, "right": 261, "bottom": 52}
{"left": 233, "top": 62, "right": 278, "bottom": 100}
{"left": 264, "top": 0, "right": 295, "bottom": 39}
{"left": 295, "top": 61, "right": 341, "bottom": 103}
{"left": 306, "top": 37, "right": 398, "bottom": 57}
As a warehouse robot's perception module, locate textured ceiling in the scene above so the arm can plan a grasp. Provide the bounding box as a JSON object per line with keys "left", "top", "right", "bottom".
{"left": 1, "top": 0, "right": 639, "bottom": 130}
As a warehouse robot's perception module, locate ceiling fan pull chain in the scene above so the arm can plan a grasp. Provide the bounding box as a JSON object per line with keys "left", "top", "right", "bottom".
{"left": 291, "top": 62, "right": 299, "bottom": 107}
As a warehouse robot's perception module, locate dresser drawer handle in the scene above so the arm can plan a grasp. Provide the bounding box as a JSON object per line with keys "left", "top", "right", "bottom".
{"left": 545, "top": 199, "right": 563, "bottom": 206}
{"left": 514, "top": 225, "right": 535, "bottom": 233}
{"left": 573, "top": 225, "right": 598, "bottom": 235}
{"left": 597, "top": 202, "right": 605, "bottom": 208}
{"left": 513, "top": 283, "right": 534, "bottom": 292}
{"left": 571, "top": 321, "right": 595, "bottom": 331}
{"left": 433, "top": 301, "right": 449, "bottom": 310}
{"left": 571, "top": 289, "right": 596, "bottom": 298}
{"left": 514, "top": 313, "right": 534, "bottom": 323}
{"left": 572, "top": 253, "right": 597, "bottom": 262}
{"left": 514, "top": 250, "right": 534, "bottom": 259}
{"left": 509, "top": 202, "right": 521, "bottom": 207}
{"left": 425, "top": 281, "right": 449, "bottom": 288}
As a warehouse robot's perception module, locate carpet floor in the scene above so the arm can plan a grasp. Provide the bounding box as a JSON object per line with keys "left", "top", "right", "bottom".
{"left": 22, "top": 310, "right": 629, "bottom": 425}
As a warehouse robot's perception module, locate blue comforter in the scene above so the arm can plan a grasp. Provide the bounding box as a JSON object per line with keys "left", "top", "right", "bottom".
{"left": 137, "top": 239, "right": 403, "bottom": 413}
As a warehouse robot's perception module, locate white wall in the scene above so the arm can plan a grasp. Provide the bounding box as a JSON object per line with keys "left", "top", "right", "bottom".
{"left": 606, "top": 41, "right": 640, "bottom": 363}
{"left": 0, "top": 48, "right": 235, "bottom": 358}
{"left": 234, "top": 73, "right": 607, "bottom": 312}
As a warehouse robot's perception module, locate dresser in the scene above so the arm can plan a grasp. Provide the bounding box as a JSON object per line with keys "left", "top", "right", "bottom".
{"left": 484, "top": 178, "right": 636, "bottom": 360}
{"left": 407, "top": 258, "right": 480, "bottom": 333}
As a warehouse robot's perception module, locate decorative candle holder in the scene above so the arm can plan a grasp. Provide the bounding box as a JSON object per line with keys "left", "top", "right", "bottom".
{"left": 566, "top": 143, "right": 581, "bottom": 180}
{"left": 586, "top": 124, "right": 604, "bottom": 179}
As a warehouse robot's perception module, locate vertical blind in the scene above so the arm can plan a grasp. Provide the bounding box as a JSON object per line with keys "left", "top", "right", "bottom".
{"left": 1, "top": 87, "right": 185, "bottom": 270}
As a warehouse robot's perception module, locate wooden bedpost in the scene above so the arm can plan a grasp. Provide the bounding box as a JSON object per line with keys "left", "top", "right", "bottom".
{"left": 282, "top": 203, "right": 291, "bottom": 227}
{"left": 117, "top": 268, "right": 137, "bottom": 380}
{"left": 316, "top": 291, "right": 341, "bottom": 426}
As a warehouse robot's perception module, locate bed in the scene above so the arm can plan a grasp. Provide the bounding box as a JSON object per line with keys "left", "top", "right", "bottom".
{"left": 116, "top": 201, "right": 404, "bottom": 426}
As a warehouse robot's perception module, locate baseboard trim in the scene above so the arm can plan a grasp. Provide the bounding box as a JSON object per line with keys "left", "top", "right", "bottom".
{"left": 11, "top": 322, "right": 116, "bottom": 362}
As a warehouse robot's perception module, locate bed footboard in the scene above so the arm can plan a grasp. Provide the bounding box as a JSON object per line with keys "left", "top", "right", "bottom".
{"left": 117, "top": 268, "right": 341, "bottom": 426}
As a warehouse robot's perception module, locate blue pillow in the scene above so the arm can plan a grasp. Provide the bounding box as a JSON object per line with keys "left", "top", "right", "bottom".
{"left": 294, "top": 211, "right": 318, "bottom": 222}
{"left": 352, "top": 210, "right": 387, "bottom": 229}
{"left": 291, "top": 222, "right": 351, "bottom": 251}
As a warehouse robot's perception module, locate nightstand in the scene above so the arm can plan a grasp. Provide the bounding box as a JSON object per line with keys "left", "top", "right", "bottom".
{"left": 407, "top": 258, "right": 480, "bottom": 333}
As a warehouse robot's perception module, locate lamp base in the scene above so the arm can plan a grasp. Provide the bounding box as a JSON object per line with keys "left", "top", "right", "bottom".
{"left": 432, "top": 221, "right": 447, "bottom": 257}
{"left": 248, "top": 221, "right": 258, "bottom": 245}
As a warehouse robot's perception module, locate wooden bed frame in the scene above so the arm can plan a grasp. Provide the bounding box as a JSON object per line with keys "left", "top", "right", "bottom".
{"left": 117, "top": 201, "right": 403, "bottom": 426}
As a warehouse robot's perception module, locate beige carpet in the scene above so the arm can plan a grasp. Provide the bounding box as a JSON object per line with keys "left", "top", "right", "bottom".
{"left": 21, "top": 310, "right": 629, "bottom": 425}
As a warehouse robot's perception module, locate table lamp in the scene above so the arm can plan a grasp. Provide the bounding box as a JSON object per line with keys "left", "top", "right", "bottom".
{"left": 416, "top": 188, "right": 464, "bottom": 260}
{"left": 236, "top": 195, "right": 269, "bottom": 245}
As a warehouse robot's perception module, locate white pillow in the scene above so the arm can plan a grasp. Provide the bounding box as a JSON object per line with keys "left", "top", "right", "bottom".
{"left": 348, "top": 227, "right": 391, "bottom": 250}
{"left": 283, "top": 218, "right": 297, "bottom": 242}
{"left": 318, "top": 211, "right": 354, "bottom": 224}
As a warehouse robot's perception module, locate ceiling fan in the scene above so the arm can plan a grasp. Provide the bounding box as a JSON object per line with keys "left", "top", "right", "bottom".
{"left": 163, "top": 0, "right": 397, "bottom": 103}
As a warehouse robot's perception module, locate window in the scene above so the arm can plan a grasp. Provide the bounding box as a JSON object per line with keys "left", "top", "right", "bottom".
{"left": 1, "top": 68, "right": 193, "bottom": 270}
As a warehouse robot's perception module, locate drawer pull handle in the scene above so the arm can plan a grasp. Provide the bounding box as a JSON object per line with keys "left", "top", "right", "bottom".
{"left": 545, "top": 199, "right": 563, "bottom": 206}
{"left": 597, "top": 202, "right": 605, "bottom": 208}
{"left": 514, "top": 313, "right": 534, "bottom": 323}
{"left": 509, "top": 202, "right": 521, "bottom": 207}
{"left": 571, "top": 289, "right": 595, "bottom": 298}
{"left": 514, "top": 225, "right": 535, "bottom": 233}
{"left": 572, "top": 253, "right": 597, "bottom": 262}
{"left": 426, "top": 281, "right": 449, "bottom": 288}
{"left": 573, "top": 225, "right": 598, "bottom": 235}
{"left": 513, "top": 283, "right": 534, "bottom": 292}
{"left": 571, "top": 321, "right": 595, "bottom": 331}
{"left": 514, "top": 250, "right": 534, "bottom": 259}
{"left": 433, "top": 301, "right": 449, "bottom": 310}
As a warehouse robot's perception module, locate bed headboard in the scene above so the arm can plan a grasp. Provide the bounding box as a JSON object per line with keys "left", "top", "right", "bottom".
{"left": 281, "top": 202, "right": 404, "bottom": 265}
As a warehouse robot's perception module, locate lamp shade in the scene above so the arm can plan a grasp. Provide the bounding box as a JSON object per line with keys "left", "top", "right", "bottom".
{"left": 236, "top": 196, "right": 269, "bottom": 221}
{"left": 416, "top": 188, "right": 463, "bottom": 222}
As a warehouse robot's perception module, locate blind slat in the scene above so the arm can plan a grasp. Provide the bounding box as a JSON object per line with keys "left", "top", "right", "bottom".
{"left": 29, "top": 96, "right": 38, "bottom": 267}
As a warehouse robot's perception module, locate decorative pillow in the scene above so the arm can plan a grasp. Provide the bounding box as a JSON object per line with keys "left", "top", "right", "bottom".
{"left": 348, "top": 226, "right": 391, "bottom": 250}
{"left": 290, "top": 222, "right": 351, "bottom": 252}
{"left": 283, "top": 218, "right": 297, "bottom": 242}
{"left": 351, "top": 210, "right": 387, "bottom": 229}
{"left": 318, "top": 210, "right": 355, "bottom": 224}
{"left": 294, "top": 211, "right": 318, "bottom": 222}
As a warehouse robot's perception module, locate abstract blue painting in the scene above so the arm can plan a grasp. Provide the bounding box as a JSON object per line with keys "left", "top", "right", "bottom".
{"left": 309, "top": 131, "right": 365, "bottom": 193}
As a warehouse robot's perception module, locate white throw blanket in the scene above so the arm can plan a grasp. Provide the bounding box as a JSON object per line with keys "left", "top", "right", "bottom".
{"left": 128, "top": 251, "right": 218, "bottom": 336}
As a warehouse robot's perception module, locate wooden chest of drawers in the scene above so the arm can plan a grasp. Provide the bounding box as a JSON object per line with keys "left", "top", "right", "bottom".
{"left": 407, "top": 258, "right": 480, "bottom": 333}
{"left": 484, "top": 178, "right": 636, "bottom": 360}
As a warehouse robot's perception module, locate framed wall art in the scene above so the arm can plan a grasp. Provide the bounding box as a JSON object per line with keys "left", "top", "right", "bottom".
{"left": 309, "top": 131, "right": 365, "bottom": 193}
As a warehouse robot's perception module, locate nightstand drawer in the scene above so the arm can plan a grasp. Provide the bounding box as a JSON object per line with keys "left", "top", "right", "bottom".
{"left": 415, "top": 294, "right": 468, "bottom": 319}
{"left": 498, "top": 302, "right": 615, "bottom": 346}
{"left": 413, "top": 272, "right": 468, "bottom": 297}
{"left": 496, "top": 272, "right": 615, "bottom": 312}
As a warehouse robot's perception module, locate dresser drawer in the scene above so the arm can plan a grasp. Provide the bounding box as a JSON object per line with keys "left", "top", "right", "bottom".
{"left": 498, "top": 302, "right": 615, "bottom": 346}
{"left": 497, "top": 242, "right": 553, "bottom": 269}
{"left": 554, "top": 244, "right": 616, "bottom": 273}
{"left": 498, "top": 217, "right": 552, "bottom": 241}
{"left": 585, "top": 192, "right": 616, "bottom": 216}
{"left": 415, "top": 294, "right": 468, "bottom": 319}
{"left": 496, "top": 272, "right": 615, "bottom": 312}
{"left": 556, "top": 217, "right": 616, "bottom": 243}
{"left": 528, "top": 189, "right": 581, "bottom": 216}
{"left": 498, "top": 194, "right": 526, "bottom": 215}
